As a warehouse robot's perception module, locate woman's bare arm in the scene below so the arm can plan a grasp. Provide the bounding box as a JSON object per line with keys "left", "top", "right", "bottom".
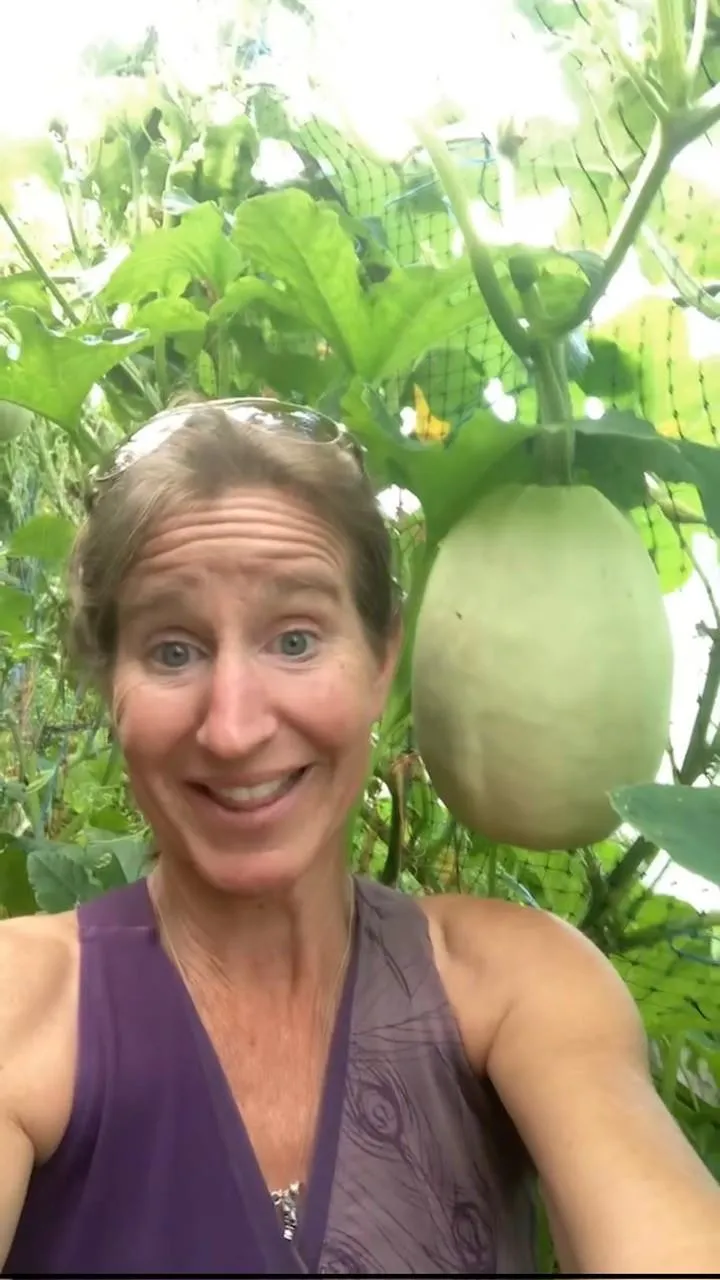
{"left": 443, "top": 899, "right": 720, "bottom": 1274}
{"left": 0, "top": 919, "right": 76, "bottom": 1269}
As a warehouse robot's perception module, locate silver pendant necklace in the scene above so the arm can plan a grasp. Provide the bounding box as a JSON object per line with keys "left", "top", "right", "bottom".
{"left": 271, "top": 1181, "right": 302, "bottom": 1240}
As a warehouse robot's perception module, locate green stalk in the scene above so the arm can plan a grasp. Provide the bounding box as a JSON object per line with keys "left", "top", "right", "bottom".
{"left": 0, "top": 201, "right": 160, "bottom": 419}
{"left": 8, "top": 718, "right": 42, "bottom": 837}
{"left": 677, "top": 633, "right": 720, "bottom": 785}
{"left": 154, "top": 338, "right": 169, "bottom": 404}
{"left": 557, "top": 122, "right": 672, "bottom": 334}
{"left": 517, "top": 279, "right": 575, "bottom": 481}
{"left": 686, "top": 0, "right": 709, "bottom": 79}
{"left": 36, "top": 431, "right": 78, "bottom": 519}
{"left": 554, "top": 83, "right": 720, "bottom": 340}
{"left": 486, "top": 846, "right": 498, "bottom": 898}
{"left": 216, "top": 332, "right": 232, "bottom": 398}
{"left": 655, "top": 0, "right": 690, "bottom": 109}
{"left": 0, "top": 202, "right": 80, "bottom": 325}
{"left": 676, "top": 82, "right": 720, "bottom": 143}
{"left": 533, "top": 343, "right": 575, "bottom": 483}
{"left": 411, "top": 119, "right": 532, "bottom": 360}
{"left": 660, "top": 1032, "right": 686, "bottom": 1110}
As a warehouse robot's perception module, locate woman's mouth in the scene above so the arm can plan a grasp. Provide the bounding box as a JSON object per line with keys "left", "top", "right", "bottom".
{"left": 190, "top": 767, "right": 309, "bottom": 814}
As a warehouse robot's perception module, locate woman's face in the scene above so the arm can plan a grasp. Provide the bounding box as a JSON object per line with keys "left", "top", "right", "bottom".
{"left": 112, "top": 488, "right": 399, "bottom": 895}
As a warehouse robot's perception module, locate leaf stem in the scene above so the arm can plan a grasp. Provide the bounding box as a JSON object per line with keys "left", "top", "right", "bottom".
{"left": 655, "top": 0, "right": 691, "bottom": 106}
{"left": 660, "top": 1033, "right": 686, "bottom": 1109}
{"left": 0, "top": 202, "right": 160, "bottom": 420}
{"left": 678, "top": 631, "right": 720, "bottom": 785}
{"left": 533, "top": 343, "right": 575, "bottom": 482}
{"left": 411, "top": 119, "right": 532, "bottom": 360}
{"left": 676, "top": 81, "right": 720, "bottom": 141}
{"left": 557, "top": 122, "right": 672, "bottom": 334}
{"left": 154, "top": 338, "right": 169, "bottom": 403}
{"left": 0, "top": 202, "right": 80, "bottom": 325}
{"left": 555, "top": 64, "right": 720, "bottom": 342}
{"left": 687, "top": 0, "right": 709, "bottom": 79}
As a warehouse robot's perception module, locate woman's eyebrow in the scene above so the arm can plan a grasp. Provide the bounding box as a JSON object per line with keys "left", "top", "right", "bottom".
{"left": 263, "top": 571, "right": 343, "bottom": 605}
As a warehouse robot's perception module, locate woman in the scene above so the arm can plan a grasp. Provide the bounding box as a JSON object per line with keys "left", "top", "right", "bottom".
{"left": 1, "top": 397, "right": 718, "bottom": 1276}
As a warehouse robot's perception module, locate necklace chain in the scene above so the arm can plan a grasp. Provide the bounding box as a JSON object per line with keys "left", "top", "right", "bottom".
{"left": 152, "top": 876, "right": 357, "bottom": 1240}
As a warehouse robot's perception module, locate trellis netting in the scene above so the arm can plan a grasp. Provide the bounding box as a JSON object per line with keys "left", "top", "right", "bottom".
{"left": 235, "top": 0, "right": 720, "bottom": 1028}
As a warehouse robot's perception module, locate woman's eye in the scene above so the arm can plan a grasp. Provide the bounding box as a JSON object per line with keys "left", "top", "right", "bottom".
{"left": 272, "top": 629, "right": 318, "bottom": 660}
{"left": 152, "top": 640, "right": 197, "bottom": 669}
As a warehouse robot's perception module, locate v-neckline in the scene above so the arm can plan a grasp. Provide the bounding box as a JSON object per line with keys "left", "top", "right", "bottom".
{"left": 140, "top": 877, "right": 361, "bottom": 1274}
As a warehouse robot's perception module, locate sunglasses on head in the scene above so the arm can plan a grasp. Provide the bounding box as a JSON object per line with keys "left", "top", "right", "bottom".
{"left": 90, "top": 396, "right": 366, "bottom": 489}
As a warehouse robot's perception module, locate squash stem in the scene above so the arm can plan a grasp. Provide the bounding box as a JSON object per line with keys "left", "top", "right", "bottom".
{"left": 533, "top": 340, "right": 575, "bottom": 485}
{"left": 410, "top": 118, "right": 532, "bottom": 360}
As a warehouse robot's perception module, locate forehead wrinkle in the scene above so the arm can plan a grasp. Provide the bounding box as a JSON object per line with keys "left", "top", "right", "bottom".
{"left": 119, "top": 565, "right": 344, "bottom": 627}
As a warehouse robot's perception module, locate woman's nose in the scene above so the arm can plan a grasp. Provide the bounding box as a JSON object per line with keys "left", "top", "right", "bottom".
{"left": 195, "top": 654, "right": 278, "bottom": 759}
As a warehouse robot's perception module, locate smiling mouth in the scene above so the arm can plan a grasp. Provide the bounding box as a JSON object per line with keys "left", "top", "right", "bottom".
{"left": 191, "top": 767, "right": 309, "bottom": 813}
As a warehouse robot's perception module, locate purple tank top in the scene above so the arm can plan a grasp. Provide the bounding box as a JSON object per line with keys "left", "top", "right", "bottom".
{"left": 6, "top": 876, "right": 537, "bottom": 1275}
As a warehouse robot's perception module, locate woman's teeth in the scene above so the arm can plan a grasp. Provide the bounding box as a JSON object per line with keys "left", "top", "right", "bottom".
{"left": 207, "top": 770, "right": 303, "bottom": 810}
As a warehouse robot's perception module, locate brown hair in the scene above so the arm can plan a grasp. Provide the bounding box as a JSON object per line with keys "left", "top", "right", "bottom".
{"left": 68, "top": 401, "right": 402, "bottom": 688}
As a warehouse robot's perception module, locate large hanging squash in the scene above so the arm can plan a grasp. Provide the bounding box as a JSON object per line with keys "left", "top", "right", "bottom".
{"left": 411, "top": 483, "right": 674, "bottom": 851}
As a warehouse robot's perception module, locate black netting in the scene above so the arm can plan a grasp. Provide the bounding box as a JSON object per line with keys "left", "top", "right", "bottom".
{"left": 267, "top": 0, "right": 720, "bottom": 1034}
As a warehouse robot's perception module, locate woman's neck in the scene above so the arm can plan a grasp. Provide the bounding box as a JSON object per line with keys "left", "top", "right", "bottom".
{"left": 147, "top": 854, "right": 355, "bottom": 1003}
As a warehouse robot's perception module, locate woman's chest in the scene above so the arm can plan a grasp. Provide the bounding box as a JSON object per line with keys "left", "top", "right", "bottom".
{"left": 191, "top": 995, "right": 333, "bottom": 1190}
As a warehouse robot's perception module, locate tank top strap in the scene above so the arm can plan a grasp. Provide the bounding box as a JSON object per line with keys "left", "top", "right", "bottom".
{"left": 77, "top": 875, "right": 155, "bottom": 931}
{"left": 321, "top": 876, "right": 537, "bottom": 1275}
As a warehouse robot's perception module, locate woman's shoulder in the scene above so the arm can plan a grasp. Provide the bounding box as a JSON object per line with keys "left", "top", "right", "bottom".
{"left": 418, "top": 892, "right": 591, "bottom": 1071}
{"left": 0, "top": 911, "right": 78, "bottom": 1160}
{"left": 0, "top": 910, "right": 78, "bottom": 1022}
{"left": 422, "top": 888, "right": 582, "bottom": 959}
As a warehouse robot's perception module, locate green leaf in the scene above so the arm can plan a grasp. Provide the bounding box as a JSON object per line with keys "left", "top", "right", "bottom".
{"left": 366, "top": 263, "right": 486, "bottom": 382}
{"left": 579, "top": 296, "right": 720, "bottom": 447}
{"left": 610, "top": 783, "right": 720, "bottom": 889}
{"left": 612, "top": 935, "right": 720, "bottom": 1033}
{"left": 8, "top": 513, "right": 77, "bottom": 565}
{"left": 677, "top": 440, "right": 720, "bottom": 543}
{"left": 506, "top": 246, "right": 594, "bottom": 330}
{"left": 639, "top": 164, "right": 720, "bottom": 284}
{"left": 231, "top": 189, "right": 373, "bottom": 372}
{"left": 0, "top": 835, "right": 36, "bottom": 917}
{"left": 200, "top": 116, "right": 259, "bottom": 201}
{"left": 0, "top": 272, "right": 55, "bottom": 321}
{"left": 103, "top": 204, "right": 242, "bottom": 305}
{"left": 87, "top": 835, "right": 151, "bottom": 884}
{"left": 25, "top": 840, "right": 118, "bottom": 912}
{"left": 0, "top": 584, "right": 32, "bottom": 639}
{"left": 576, "top": 336, "right": 640, "bottom": 399}
{"left": 208, "top": 277, "right": 303, "bottom": 327}
{"left": 131, "top": 297, "right": 208, "bottom": 342}
{"left": 572, "top": 411, "right": 691, "bottom": 511}
{"left": 0, "top": 307, "right": 148, "bottom": 432}
{"left": 633, "top": 500, "right": 693, "bottom": 595}
{"left": 231, "top": 189, "right": 487, "bottom": 383}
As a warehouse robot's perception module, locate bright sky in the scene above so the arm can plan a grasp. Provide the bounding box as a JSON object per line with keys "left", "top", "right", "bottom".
{"left": 2, "top": 0, "right": 720, "bottom": 912}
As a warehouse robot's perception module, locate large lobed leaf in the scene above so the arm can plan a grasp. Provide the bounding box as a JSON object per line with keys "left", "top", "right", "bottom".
{"left": 231, "top": 189, "right": 487, "bottom": 382}
{"left": 0, "top": 308, "right": 149, "bottom": 435}
{"left": 611, "top": 782, "right": 720, "bottom": 889}
{"left": 102, "top": 203, "right": 242, "bottom": 304}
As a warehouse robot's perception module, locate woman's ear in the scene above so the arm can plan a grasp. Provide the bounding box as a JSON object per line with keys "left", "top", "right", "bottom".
{"left": 371, "top": 617, "right": 405, "bottom": 718}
